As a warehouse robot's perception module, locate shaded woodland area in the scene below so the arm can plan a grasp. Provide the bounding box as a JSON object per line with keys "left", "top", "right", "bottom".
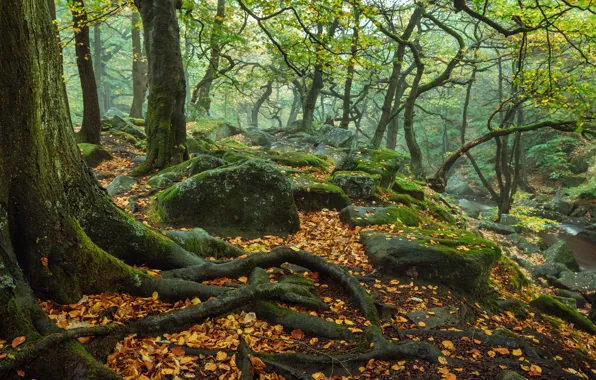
{"left": 1, "top": 0, "right": 596, "bottom": 379}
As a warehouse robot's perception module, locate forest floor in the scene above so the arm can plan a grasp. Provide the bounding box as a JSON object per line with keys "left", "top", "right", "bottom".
{"left": 18, "top": 131, "right": 596, "bottom": 380}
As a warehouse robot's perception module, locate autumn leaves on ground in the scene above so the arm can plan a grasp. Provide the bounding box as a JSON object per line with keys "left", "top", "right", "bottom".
{"left": 2, "top": 123, "right": 593, "bottom": 380}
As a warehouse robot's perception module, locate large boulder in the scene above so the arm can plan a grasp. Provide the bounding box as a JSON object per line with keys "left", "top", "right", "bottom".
{"left": 445, "top": 174, "right": 474, "bottom": 196}
{"left": 335, "top": 148, "right": 408, "bottom": 188}
{"left": 506, "top": 234, "right": 541, "bottom": 254}
{"left": 457, "top": 199, "right": 488, "bottom": 218}
{"left": 553, "top": 271, "right": 596, "bottom": 293}
{"left": 189, "top": 118, "right": 242, "bottom": 141}
{"left": 268, "top": 151, "right": 328, "bottom": 170}
{"left": 543, "top": 240, "right": 579, "bottom": 271}
{"left": 360, "top": 230, "right": 501, "bottom": 296}
{"left": 340, "top": 205, "right": 419, "bottom": 227}
{"left": 331, "top": 171, "right": 379, "bottom": 199}
{"left": 187, "top": 136, "right": 219, "bottom": 155}
{"left": 315, "top": 125, "right": 355, "bottom": 148}
{"left": 243, "top": 128, "right": 274, "bottom": 147}
{"left": 106, "top": 175, "right": 137, "bottom": 195}
{"left": 530, "top": 294, "right": 596, "bottom": 334}
{"left": 289, "top": 174, "right": 350, "bottom": 212}
{"left": 154, "top": 160, "right": 300, "bottom": 238}
{"left": 79, "top": 143, "right": 112, "bottom": 168}
{"left": 153, "top": 155, "right": 227, "bottom": 183}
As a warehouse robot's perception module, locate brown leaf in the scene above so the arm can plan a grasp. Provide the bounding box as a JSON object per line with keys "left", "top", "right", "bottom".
{"left": 291, "top": 329, "right": 305, "bottom": 340}
{"left": 170, "top": 346, "right": 185, "bottom": 356}
{"left": 11, "top": 336, "right": 26, "bottom": 348}
{"left": 40, "top": 257, "right": 49, "bottom": 267}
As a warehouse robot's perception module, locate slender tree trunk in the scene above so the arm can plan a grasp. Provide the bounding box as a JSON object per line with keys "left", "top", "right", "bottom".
{"left": 192, "top": 0, "right": 225, "bottom": 112}
{"left": 71, "top": 0, "right": 101, "bottom": 144}
{"left": 386, "top": 76, "right": 407, "bottom": 150}
{"left": 341, "top": 11, "right": 359, "bottom": 130}
{"left": 134, "top": 0, "right": 188, "bottom": 173}
{"left": 372, "top": 8, "right": 421, "bottom": 148}
{"left": 403, "top": 67, "right": 424, "bottom": 177}
{"left": 286, "top": 87, "right": 301, "bottom": 127}
{"left": 93, "top": 24, "right": 104, "bottom": 115}
{"left": 251, "top": 81, "right": 272, "bottom": 127}
{"left": 130, "top": 10, "right": 148, "bottom": 118}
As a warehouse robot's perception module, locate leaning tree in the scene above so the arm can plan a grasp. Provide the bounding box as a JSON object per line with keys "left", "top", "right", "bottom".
{"left": 0, "top": 2, "right": 447, "bottom": 378}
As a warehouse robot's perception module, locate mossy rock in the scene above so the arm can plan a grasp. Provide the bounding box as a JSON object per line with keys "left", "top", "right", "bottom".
{"left": 187, "top": 136, "right": 218, "bottom": 155}
{"left": 189, "top": 118, "right": 243, "bottom": 141}
{"left": 335, "top": 148, "right": 408, "bottom": 188}
{"left": 154, "top": 159, "right": 300, "bottom": 238}
{"left": 219, "top": 138, "right": 250, "bottom": 150}
{"left": 498, "top": 256, "right": 529, "bottom": 291}
{"left": 154, "top": 155, "right": 227, "bottom": 182}
{"left": 147, "top": 175, "right": 174, "bottom": 190}
{"left": 360, "top": 229, "right": 501, "bottom": 296}
{"left": 165, "top": 228, "right": 244, "bottom": 259}
{"left": 79, "top": 143, "right": 112, "bottom": 168}
{"left": 543, "top": 240, "right": 579, "bottom": 271}
{"left": 268, "top": 151, "right": 328, "bottom": 170}
{"left": 340, "top": 205, "right": 419, "bottom": 227}
{"left": 428, "top": 204, "right": 456, "bottom": 224}
{"left": 289, "top": 174, "right": 350, "bottom": 211}
{"left": 104, "top": 115, "right": 146, "bottom": 140}
{"left": 330, "top": 170, "right": 380, "bottom": 200}
{"left": 385, "top": 191, "right": 426, "bottom": 209}
{"left": 529, "top": 294, "right": 596, "bottom": 334}
{"left": 221, "top": 150, "right": 259, "bottom": 163}
{"left": 393, "top": 176, "right": 425, "bottom": 201}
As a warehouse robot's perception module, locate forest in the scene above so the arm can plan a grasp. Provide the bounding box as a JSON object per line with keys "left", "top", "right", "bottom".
{"left": 0, "top": 0, "right": 596, "bottom": 379}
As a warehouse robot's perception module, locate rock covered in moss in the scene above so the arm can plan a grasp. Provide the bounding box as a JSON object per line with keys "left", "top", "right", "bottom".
{"left": 289, "top": 174, "right": 350, "bottom": 211}
{"left": 268, "top": 151, "right": 328, "bottom": 170}
{"left": 315, "top": 125, "right": 355, "bottom": 148}
{"left": 243, "top": 128, "right": 274, "bottom": 147}
{"left": 479, "top": 221, "right": 516, "bottom": 235}
{"left": 154, "top": 155, "right": 227, "bottom": 183}
{"left": 543, "top": 240, "right": 579, "bottom": 271}
{"left": 530, "top": 294, "right": 596, "bottom": 334}
{"left": 406, "top": 306, "right": 473, "bottom": 329}
{"left": 187, "top": 136, "right": 218, "bottom": 154}
{"left": 360, "top": 230, "right": 500, "bottom": 296}
{"left": 393, "top": 177, "right": 425, "bottom": 200}
{"left": 331, "top": 171, "right": 379, "bottom": 199}
{"left": 79, "top": 143, "right": 113, "bottom": 168}
{"left": 147, "top": 175, "right": 174, "bottom": 190}
{"left": 165, "top": 228, "right": 244, "bottom": 259}
{"left": 154, "top": 159, "right": 300, "bottom": 238}
{"left": 553, "top": 270, "right": 596, "bottom": 293}
{"left": 189, "top": 118, "right": 242, "bottom": 141}
{"left": 335, "top": 148, "right": 407, "bottom": 188}
{"left": 104, "top": 115, "right": 146, "bottom": 140}
{"left": 106, "top": 175, "right": 137, "bottom": 195}
{"left": 554, "top": 289, "right": 587, "bottom": 308}
{"left": 340, "top": 205, "right": 419, "bottom": 227}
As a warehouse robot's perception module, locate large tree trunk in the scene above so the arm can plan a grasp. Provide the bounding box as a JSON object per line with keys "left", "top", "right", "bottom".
{"left": 192, "top": 0, "right": 225, "bottom": 112}
{"left": 130, "top": 10, "right": 148, "bottom": 119}
{"left": 403, "top": 69, "right": 424, "bottom": 177}
{"left": 71, "top": 0, "right": 101, "bottom": 144}
{"left": 134, "top": 0, "right": 188, "bottom": 173}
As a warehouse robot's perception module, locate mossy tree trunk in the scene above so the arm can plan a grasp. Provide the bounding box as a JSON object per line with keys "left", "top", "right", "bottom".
{"left": 251, "top": 81, "right": 273, "bottom": 127}
{"left": 134, "top": 0, "right": 188, "bottom": 173}
{"left": 70, "top": 0, "right": 102, "bottom": 145}
{"left": 129, "top": 10, "right": 147, "bottom": 119}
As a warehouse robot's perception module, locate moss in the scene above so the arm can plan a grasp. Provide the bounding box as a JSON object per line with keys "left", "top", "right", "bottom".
{"left": 155, "top": 155, "right": 226, "bottom": 182}
{"left": 352, "top": 149, "right": 408, "bottom": 187}
{"left": 188, "top": 118, "right": 242, "bottom": 141}
{"left": 530, "top": 295, "right": 596, "bottom": 334}
{"left": 290, "top": 174, "right": 350, "bottom": 211}
{"left": 78, "top": 143, "right": 112, "bottom": 167}
{"left": 498, "top": 255, "right": 529, "bottom": 291}
{"left": 268, "top": 151, "right": 328, "bottom": 170}
{"left": 428, "top": 204, "right": 456, "bottom": 224}
{"left": 186, "top": 136, "right": 218, "bottom": 154}
{"left": 393, "top": 176, "right": 425, "bottom": 200}
{"left": 340, "top": 205, "right": 420, "bottom": 227}
{"left": 219, "top": 138, "right": 250, "bottom": 150}
{"left": 125, "top": 117, "right": 145, "bottom": 126}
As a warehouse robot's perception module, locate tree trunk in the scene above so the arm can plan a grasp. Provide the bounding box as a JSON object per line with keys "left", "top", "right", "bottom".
{"left": 192, "top": 0, "right": 225, "bottom": 112}
{"left": 341, "top": 11, "right": 359, "bottom": 130}
{"left": 403, "top": 68, "right": 424, "bottom": 177}
{"left": 130, "top": 10, "right": 148, "bottom": 119}
{"left": 93, "top": 24, "right": 104, "bottom": 116}
{"left": 134, "top": 0, "right": 188, "bottom": 173}
{"left": 251, "top": 81, "right": 273, "bottom": 127}
{"left": 386, "top": 75, "right": 407, "bottom": 150}
{"left": 71, "top": 0, "right": 101, "bottom": 145}
{"left": 372, "top": 8, "right": 421, "bottom": 148}
{"left": 286, "top": 87, "right": 301, "bottom": 127}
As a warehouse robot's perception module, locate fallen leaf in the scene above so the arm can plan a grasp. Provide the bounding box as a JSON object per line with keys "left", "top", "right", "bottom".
{"left": 11, "top": 336, "right": 26, "bottom": 348}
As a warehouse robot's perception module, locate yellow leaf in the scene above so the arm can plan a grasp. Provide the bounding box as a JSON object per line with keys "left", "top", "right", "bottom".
{"left": 438, "top": 356, "right": 448, "bottom": 365}
{"left": 205, "top": 362, "right": 217, "bottom": 371}
{"left": 442, "top": 340, "right": 455, "bottom": 350}
{"left": 191, "top": 297, "right": 201, "bottom": 305}
{"left": 512, "top": 348, "right": 523, "bottom": 356}
{"left": 216, "top": 351, "right": 228, "bottom": 361}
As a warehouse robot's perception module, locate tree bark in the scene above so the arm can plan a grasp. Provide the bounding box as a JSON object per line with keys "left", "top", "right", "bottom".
{"left": 70, "top": 0, "right": 101, "bottom": 145}
{"left": 402, "top": 68, "right": 424, "bottom": 177}
{"left": 130, "top": 10, "right": 147, "bottom": 119}
{"left": 134, "top": 0, "right": 188, "bottom": 173}
{"left": 192, "top": 0, "right": 225, "bottom": 112}
{"left": 340, "top": 11, "right": 359, "bottom": 130}
{"left": 372, "top": 8, "right": 421, "bottom": 148}
{"left": 251, "top": 81, "right": 273, "bottom": 127}
{"left": 93, "top": 24, "right": 104, "bottom": 116}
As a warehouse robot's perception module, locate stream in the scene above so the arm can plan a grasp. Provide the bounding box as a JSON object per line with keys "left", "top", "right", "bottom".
{"left": 453, "top": 197, "right": 596, "bottom": 271}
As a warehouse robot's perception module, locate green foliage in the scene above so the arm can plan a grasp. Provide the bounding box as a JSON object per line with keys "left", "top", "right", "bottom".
{"left": 527, "top": 136, "right": 580, "bottom": 180}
